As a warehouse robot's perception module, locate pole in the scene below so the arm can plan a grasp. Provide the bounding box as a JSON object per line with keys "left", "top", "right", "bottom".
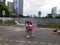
{"left": 2, "top": 10, "right": 5, "bottom": 24}
{"left": 3, "top": 14, "right": 4, "bottom": 24}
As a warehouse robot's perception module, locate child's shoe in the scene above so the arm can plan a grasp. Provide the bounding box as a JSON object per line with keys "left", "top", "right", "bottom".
{"left": 26, "top": 36, "right": 30, "bottom": 38}
{"left": 31, "top": 35, "right": 35, "bottom": 36}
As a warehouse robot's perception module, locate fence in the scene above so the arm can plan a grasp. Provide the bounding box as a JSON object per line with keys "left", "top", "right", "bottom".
{"left": 15, "top": 18, "right": 60, "bottom": 24}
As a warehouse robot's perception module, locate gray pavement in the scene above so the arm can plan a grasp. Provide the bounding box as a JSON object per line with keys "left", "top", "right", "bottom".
{"left": 0, "top": 26, "right": 60, "bottom": 45}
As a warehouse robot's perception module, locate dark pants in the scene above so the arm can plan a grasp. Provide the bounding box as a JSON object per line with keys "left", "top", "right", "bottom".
{"left": 26, "top": 29, "right": 32, "bottom": 33}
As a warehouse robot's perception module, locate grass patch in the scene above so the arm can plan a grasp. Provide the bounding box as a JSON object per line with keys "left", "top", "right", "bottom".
{"left": 0, "top": 20, "right": 16, "bottom": 25}
{"left": 37, "top": 22, "right": 60, "bottom": 28}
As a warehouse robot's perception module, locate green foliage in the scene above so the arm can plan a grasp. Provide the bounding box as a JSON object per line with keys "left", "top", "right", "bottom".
{"left": 38, "top": 22, "right": 60, "bottom": 28}
{"left": 55, "top": 16, "right": 60, "bottom": 18}
{"left": 0, "top": 2, "right": 10, "bottom": 17}
{"left": 26, "top": 15, "right": 30, "bottom": 18}
{"left": 17, "top": 15, "right": 30, "bottom": 18}
{"left": 0, "top": 20, "right": 16, "bottom": 25}
{"left": 0, "top": 20, "right": 3, "bottom": 24}
{"left": 18, "top": 15, "right": 24, "bottom": 17}
{"left": 45, "top": 14, "right": 53, "bottom": 18}
{"left": 4, "top": 20, "right": 16, "bottom": 25}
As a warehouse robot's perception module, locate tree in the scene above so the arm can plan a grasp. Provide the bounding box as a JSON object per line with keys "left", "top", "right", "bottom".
{"left": 55, "top": 16, "right": 60, "bottom": 18}
{"left": 0, "top": 2, "right": 10, "bottom": 17}
{"left": 45, "top": 14, "right": 53, "bottom": 18}
{"left": 26, "top": 15, "right": 30, "bottom": 18}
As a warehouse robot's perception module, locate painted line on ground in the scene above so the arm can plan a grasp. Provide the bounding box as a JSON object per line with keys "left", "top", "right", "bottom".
{"left": 0, "top": 38, "right": 60, "bottom": 45}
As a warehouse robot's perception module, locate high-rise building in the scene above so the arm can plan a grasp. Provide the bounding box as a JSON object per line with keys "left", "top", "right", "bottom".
{"left": 13, "top": 0, "right": 23, "bottom": 15}
{"left": 51, "top": 7, "right": 57, "bottom": 14}
{"left": 38, "top": 11, "right": 41, "bottom": 17}
{"left": 51, "top": 7, "right": 60, "bottom": 17}
{"left": 8, "top": 2, "right": 13, "bottom": 13}
{"left": 0, "top": 0, "right": 6, "bottom": 4}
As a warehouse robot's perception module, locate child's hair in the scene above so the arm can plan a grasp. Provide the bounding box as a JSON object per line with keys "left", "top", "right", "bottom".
{"left": 25, "top": 21, "right": 29, "bottom": 24}
{"left": 29, "top": 22, "right": 32, "bottom": 25}
{"left": 58, "top": 26, "right": 60, "bottom": 28}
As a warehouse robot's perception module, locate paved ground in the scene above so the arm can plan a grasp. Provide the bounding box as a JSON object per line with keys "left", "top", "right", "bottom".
{"left": 0, "top": 26, "right": 60, "bottom": 45}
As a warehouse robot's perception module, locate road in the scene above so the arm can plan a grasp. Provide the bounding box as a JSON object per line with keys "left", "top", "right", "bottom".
{"left": 0, "top": 26, "right": 60, "bottom": 45}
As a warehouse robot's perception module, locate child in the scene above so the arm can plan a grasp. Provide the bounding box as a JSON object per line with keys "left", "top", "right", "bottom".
{"left": 53, "top": 26, "right": 60, "bottom": 35}
{"left": 26, "top": 22, "right": 35, "bottom": 37}
{"left": 57, "top": 26, "right": 60, "bottom": 35}
{"left": 25, "top": 20, "right": 29, "bottom": 31}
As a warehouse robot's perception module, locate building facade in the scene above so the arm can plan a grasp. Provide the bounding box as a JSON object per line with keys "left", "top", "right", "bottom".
{"left": 51, "top": 7, "right": 57, "bottom": 14}
{"left": 8, "top": 2, "right": 13, "bottom": 13}
{"left": 0, "top": 0, "right": 6, "bottom": 4}
{"left": 51, "top": 7, "right": 60, "bottom": 17}
{"left": 13, "top": 0, "right": 23, "bottom": 15}
{"left": 38, "top": 11, "right": 41, "bottom": 17}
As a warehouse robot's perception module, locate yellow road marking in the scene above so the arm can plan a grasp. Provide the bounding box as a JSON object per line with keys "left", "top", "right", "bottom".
{"left": 20, "top": 41, "right": 26, "bottom": 43}
{"left": 16, "top": 40, "right": 20, "bottom": 42}
{"left": 48, "top": 43, "right": 52, "bottom": 45}
{"left": 54, "top": 44, "right": 59, "bottom": 45}
{"left": 0, "top": 43, "right": 2, "bottom": 45}
{"left": 0, "top": 39, "right": 2, "bottom": 40}
{"left": 4, "top": 39, "right": 8, "bottom": 41}
{"left": 4, "top": 44, "right": 9, "bottom": 45}
{"left": 27, "top": 41, "right": 32, "bottom": 43}
{"left": 33, "top": 42, "right": 39, "bottom": 43}
{"left": 0, "top": 38, "right": 60, "bottom": 45}
{"left": 40, "top": 42, "right": 46, "bottom": 44}
{"left": 53, "top": 35, "right": 56, "bottom": 37}
{"left": 9, "top": 40, "right": 14, "bottom": 42}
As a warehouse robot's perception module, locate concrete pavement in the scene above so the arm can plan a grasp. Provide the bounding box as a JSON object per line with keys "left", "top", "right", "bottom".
{"left": 0, "top": 26, "right": 60, "bottom": 45}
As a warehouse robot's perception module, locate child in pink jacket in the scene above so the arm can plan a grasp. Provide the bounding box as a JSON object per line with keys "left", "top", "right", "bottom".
{"left": 26, "top": 22, "right": 35, "bottom": 37}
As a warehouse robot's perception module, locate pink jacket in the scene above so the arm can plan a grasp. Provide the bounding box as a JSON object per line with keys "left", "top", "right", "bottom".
{"left": 28, "top": 24, "right": 33, "bottom": 30}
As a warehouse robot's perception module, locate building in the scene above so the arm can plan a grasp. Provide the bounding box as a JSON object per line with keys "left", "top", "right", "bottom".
{"left": 51, "top": 7, "right": 57, "bottom": 14}
{"left": 38, "top": 11, "right": 41, "bottom": 17}
{"left": 0, "top": 0, "right": 6, "bottom": 4}
{"left": 13, "top": 0, "right": 23, "bottom": 15}
{"left": 51, "top": 7, "right": 60, "bottom": 17}
{"left": 51, "top": 14, "right": 60, "bottom": 17}
{"left": 8, "top": 2, "right": 13, "bottom": 13}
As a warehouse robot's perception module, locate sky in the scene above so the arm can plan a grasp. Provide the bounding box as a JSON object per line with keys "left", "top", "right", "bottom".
{"left": 6, "top": 0, "right": 60, "bottom": 17}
